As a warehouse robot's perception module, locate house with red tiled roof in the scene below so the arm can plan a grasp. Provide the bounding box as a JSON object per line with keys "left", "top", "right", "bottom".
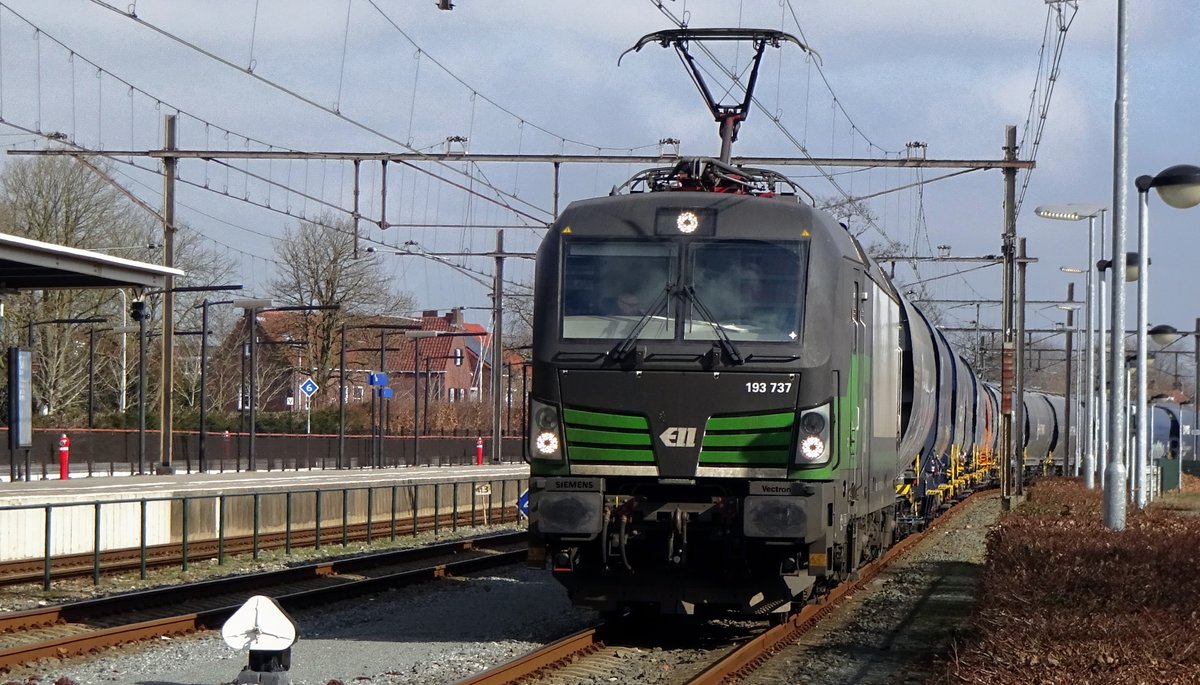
{"left": 213, "top": 308, "right": 505, "bottom": 428}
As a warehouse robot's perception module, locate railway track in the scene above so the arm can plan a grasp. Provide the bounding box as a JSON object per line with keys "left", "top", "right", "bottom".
{"left": 0, "top": 530, "right": 527, "bottom": 672}
{"left": 458, "top": 491, "right": 985, "bottom": 685}
{"left": 0, "top": 507, "right": 515, "bottom": 587}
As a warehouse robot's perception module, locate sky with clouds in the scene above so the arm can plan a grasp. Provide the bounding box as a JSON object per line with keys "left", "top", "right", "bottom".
{"left": 1, "top": 0, "right": 1198, "bottom": 357}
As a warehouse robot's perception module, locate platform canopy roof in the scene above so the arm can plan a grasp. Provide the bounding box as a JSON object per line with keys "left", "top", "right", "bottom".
{"left": 0, "top": 232, "right": 183, "bottom": 292}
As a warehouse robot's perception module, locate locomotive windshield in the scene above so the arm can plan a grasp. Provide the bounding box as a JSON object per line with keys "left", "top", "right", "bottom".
{"left": 687, "top": 239, "right": 806, "bottom": 343}
{"left": 560, "top": 237, "right": 806, "bottom": 343}
{"left": 562, "top": 240, "right": 676, "bottom": 340}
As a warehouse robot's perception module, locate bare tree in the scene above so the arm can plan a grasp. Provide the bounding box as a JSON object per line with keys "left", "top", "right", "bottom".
{"left": 268, "top": 213, "right": 416, "bottom": 402}
{"left": 0, "top": 155, "right": 239, "bottom": 421}
{"left": 0, "top": 156, "right": 154, "bottom": 416}
{"left": 817, "top": 195, "right": 880, "bottom": 240}
{"left": 162, "top": 228, "right": 239, "bottom": 411}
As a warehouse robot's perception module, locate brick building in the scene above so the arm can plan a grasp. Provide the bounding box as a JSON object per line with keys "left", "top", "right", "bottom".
{"left": 215, "top": 308, "right": 503, "bottom": 422}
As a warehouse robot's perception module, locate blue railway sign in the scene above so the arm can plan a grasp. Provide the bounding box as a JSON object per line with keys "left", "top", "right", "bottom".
{"left": 517, "top": 489, "right": 529, "bottom": 519}
{"left": 299, "top": 378, "right": 319, "bottom": 398}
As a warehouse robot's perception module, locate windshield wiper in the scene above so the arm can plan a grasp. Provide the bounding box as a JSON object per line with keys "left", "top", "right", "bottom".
{"left": 609, "top": 283, "right": 674, "bottom": 362}
{"left": 684, "top": 285, "right": 745, "bottom": 365}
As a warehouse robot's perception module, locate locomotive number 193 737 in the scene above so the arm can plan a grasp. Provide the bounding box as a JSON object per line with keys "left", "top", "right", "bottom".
{"left": 745, "top": 382, "right": 792, "bottom": 393}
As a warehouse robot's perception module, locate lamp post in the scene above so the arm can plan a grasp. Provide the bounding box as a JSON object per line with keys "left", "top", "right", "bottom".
{"left": 26, "top": 317, "right": 108, "bottom": 347}
{"left": 118, "top": 290, "right": 127, "bottom": 413}
{"left": 1057, "top": 286, "right": 1079, "bottom": 476}
{"left": 193, "top": 298, "right": 240, "bottom": 472}
{"left": 401, "top": 330, "right": 485, "bottom": 465}
{"left": 1148, "top": 323, "right": 1185, "bottom": 500}
{"left": 1096, "top": 253, "right": 1137, "bottom": 517}
{"left": 338, "top": 322, "right": 425, "bottom": 469}
{"left": 87, "top": 325, "right": 97, "bottom": 429}
{"left": 406, "top": 330, "right": 437, "bottom": 465}
{"left": 1106, "top": 0, "right": 1132, "bottom": 530}
{"left": 1060, "top": 268, "right": 1085, "bottom": 474}
{"left": 1195, "top": 319, "right": 1200, "bottom": 464}
{"left": 367, "top": 234, "right": 535, "bottom": 465}
{"left": 232, "top": 298, "right": 273, "bottom": 470}
{"left": 339, "top": 322, "right": 347, "bottom": 469}
{"left": 130, "top": 298, "right": 149, "bottom": 474}
{"left": 1133, "top": 165, "right": 1200, "bottom": 508}
{"left": 238, "top": 302, "right": 340, "bottom": 470}
{"left": 25, "top": 316, "right": 107, "bottom": 423}
{"left": 1035, "top": 204, "right": 1106, "bottom": 488}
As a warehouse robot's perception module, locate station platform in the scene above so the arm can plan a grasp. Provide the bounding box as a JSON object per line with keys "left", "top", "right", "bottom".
{"left": 0, "top": 462, "right": 529, "bottom": 506}
{"left": 0, "top": 463, "right": 531, "bottom": 563}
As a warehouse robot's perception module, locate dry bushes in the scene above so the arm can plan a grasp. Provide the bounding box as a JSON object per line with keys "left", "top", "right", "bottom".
{"left": 935, "top": 478, "right": 1200, "bottom": 684}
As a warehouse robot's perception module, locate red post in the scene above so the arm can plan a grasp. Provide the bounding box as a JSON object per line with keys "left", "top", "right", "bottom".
{"left": 476, "top": 437, "right": 484, "bottom": 466}
{"left": 57, "top": 433, "right": 70, "bottom": 480}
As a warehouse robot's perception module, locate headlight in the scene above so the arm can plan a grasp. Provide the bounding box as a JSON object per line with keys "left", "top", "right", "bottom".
{"left": 799, "top": 411, "right": 826, "bottom": 434}
{"left": 794, "top": 403, "right": 830, "bottom": 465}
{"left": 528, "top": 397, "right": 563, "bottom": 462}
{"left": 799, "top": 435, "right": 825, "bottom": 461}
{"left": 535, "top": 432, "right": 560, "bottom": 455}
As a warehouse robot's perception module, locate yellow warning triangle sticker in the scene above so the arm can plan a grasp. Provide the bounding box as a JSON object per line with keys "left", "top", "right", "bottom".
{"left": 801, "top": 229, "right": 810, "bottom": 237}
{"left": 562, "top": 226, "right": 573, "bottom": 233}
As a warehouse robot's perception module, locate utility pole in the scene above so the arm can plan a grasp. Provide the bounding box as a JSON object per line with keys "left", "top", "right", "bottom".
{"left": 338, "top": 322, "right": 347, "bottom": 469}
{"left": 1000, "top": 126, "right": 1018, "bottom": 506}
{"left": 157, "top": 114, "right": 177, "bottom": 474}
{"left": 1106, "top": 0, "right": 1131, "bottom": 530}
{"left": 1064, "top": 282, "right": 1076, "bottom": 476}
{"left": 1194, "top": 318, "right": 1199, "bottom": 462}
{"left": 1014, "top": 237, "right": 1029, "bottom": 496}
{"left": 974, "top": 303, "right": 982, "bottom": 371}
{"left": 491, "top": 230, "right": 505, "bottom": 463}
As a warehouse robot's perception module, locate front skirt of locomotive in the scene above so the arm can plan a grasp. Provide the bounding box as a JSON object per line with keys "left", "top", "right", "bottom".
{"left": 532, "top": 477, "right": 832, "bottom": 617}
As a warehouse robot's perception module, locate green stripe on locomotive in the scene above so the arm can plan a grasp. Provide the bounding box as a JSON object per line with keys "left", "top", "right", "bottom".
{"left": 698, "top": 411, "right": 793, "bottom": 466}
{"left": 561, "top": 407, "right": 652, "bottom": 463}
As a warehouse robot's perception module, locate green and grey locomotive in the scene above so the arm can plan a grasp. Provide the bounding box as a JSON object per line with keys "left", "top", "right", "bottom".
{"left": 525, "top": 159, "right": 911, "bottom": 619}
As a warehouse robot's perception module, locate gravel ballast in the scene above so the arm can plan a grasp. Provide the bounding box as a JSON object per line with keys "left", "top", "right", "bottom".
{"left": 5, "top": 565, "right": 597, "bottom": 685}
{"left": 3, "top": 498, "right": 1000, "bottom": 685}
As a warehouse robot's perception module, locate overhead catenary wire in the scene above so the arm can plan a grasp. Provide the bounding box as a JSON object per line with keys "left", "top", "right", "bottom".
{"left": 1014, "top": 1, "right": 1078, "bottom": 216}
{"left": 649, "top": 2, "right": 896, "bottom": 244}
{"left": 83, "top": 0, "right": 555, "bottom": 225}
{"left": 364, "top": 0, "right": 644, "bottom": 156}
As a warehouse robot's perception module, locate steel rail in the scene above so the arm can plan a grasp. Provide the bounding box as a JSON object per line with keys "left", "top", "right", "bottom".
{"left": 455, "top": 626, "right": 606, "bottom": 685}
{"left": 0, "top": 532, "right": 527, "bottom": 670}
{"left": 0, "top": 507, "right": 516, "bottom": 587}
{"left": 454, "top": 491, "right": 988, "bottom": 685}
{"left": 689, "top": 490, "right": 986, "bottom": 684}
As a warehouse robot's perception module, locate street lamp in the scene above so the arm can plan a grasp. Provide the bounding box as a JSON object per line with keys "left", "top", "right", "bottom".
{"left": 1133, "top": 164, "right": 1200, "bottom": 509}
{"left": 1147, "top": 323, "right": 1185, "bottom": 499}
{"left": 25, "top": 316, "right": 107, "bottom": 428}
{"left": 1035, "top": 204, "right": 1106, "bottom": 489}
{"left": 405, "top": 330, "right": 438, "bottom": 465}
{"left": 85, "top": 243, "right": 162, "bottom": 253}
{"left": 193, "top": 296, "right": 243, "bottom": 472}
{"left": 1057, "top": 290, "right": 1081, "bottom": 476}
{"left": 398, "top": 330, "right": 483, "bottom": 465}
{"left": 1096, "top": 252, "right": 1137, "bottom": 513}
{"left": 233, "top": 298, "right": 273, "bottom": 471}
{"left": 338, "top": 322, "right": 422, "bottom": 469}
{"left": 234, "top": 301, "right": 339, "bottom": 470}
{"left": 26, "top": 317, "right": 107, "bottom": 347}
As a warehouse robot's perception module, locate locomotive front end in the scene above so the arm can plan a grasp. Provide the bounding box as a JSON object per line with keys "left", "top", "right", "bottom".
{"left": 525, "top": 163, "right": 854, "bottom": 618}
